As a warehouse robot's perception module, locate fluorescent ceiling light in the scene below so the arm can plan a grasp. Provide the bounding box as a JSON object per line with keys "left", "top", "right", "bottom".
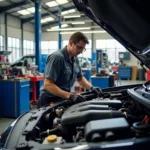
{"left": 46, "top": 0, "right": 68, "bottom": 7}
{"left": 56, "top": 0, "right": 68, "bottom": 5}
{"left": 72, "top": 22, "right": 85, "bottom": 25}
{"left": 46, "top": 1, "right": 58, "bottom": 7}
{"left": 62, "top": 24, "right": 68, "bottom": 28}
{"left": 68, "top": 9, "right": 76, "bottom": 13}
{"left": 47, "top": 27, "right": 90, "bottom": 31}
{"left": 41, "top": 17, "right": 54, "bottom": 23}
{"left": 61, "top": 11, "right": 69, "bottom": 15}
{"left": 17, "top": 10, "right": 31, "bottom": 15}
{"left": 64, "top": 15, "right": 81, "bottom": 18}
{"left": 51, "top": 24, "right": 68, "bottom": 29}
{"left": 26, "top": 7, "right": 35, "bottom": 13}
{"left": 61, "top": 9, "right": 76, "bottom": 16}
{"left": 0, "top": 0, "right": 4, "bottom": 1}
{"left": 60, "top": 31, "right": 107, "bottom": 34}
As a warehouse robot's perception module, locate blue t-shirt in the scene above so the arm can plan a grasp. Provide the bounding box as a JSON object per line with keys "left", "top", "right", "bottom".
{"left": 41, "top": 46, "right": 82, "bottom": 97}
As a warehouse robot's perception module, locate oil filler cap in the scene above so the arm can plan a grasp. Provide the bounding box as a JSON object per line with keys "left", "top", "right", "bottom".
{"left": 47, "top": 135, "right": 57, "bottom": 142}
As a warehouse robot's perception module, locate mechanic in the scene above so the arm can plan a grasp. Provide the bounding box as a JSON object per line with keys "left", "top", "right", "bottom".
{"left": 38, "top": 32, "right": 102, "bottom": 108}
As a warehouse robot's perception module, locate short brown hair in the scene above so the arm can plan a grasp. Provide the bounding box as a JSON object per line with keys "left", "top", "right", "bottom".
{"left": 69, "top": 32, "right": 89, "bottom": 44}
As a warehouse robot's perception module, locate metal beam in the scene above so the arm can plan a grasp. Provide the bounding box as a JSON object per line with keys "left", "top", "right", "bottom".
{"left": 42, "top": 16, "right": 91, "bottom": 28}
{"left": 34, "top": 0, "right": 41, "bottom": 72}
{"left": 21, "top": 20, "right": 24, "bottom": 56}
{"left": 22, "top": 5, "right": 75, "bottom": 24}
{"left": 29, "top": 0, "right": 57, "bottom": 19}
{"left": 0, "top": 0, "right": 30, "bottom": 14}
{"left": 58, "top": 6, "right": 62, "bottom": 50}
{"left": 5, "top": 14, "right": 8, "bottom": 51}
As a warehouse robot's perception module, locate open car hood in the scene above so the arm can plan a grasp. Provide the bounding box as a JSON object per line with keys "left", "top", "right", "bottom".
{"left": 73, "top": 0, "right": 150, "bottom": 69}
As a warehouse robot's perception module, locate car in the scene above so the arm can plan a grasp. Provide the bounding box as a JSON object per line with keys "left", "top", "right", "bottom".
{"left": 11, "top": 54, "right": 35, "bottom": 69}
{"left": 1, "top": 0, "right": 150, "bottom": 149}
{"left": 78, "top": 56, "right": 91, "bottom": 68}
{"left": 10, "top": 54, "right": 47, "bottom": 73}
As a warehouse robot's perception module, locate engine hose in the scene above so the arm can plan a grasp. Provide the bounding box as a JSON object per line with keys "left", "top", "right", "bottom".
{"left": 40, "top": 125, "right": 68, "bottom": 137}
{"left": 119, "top": 108, "right": 133, "bottom": 115}
{"left": 40, "top": 128, "right": 58, "bottom": 136}
{"left": 84, "top": 94, "right": 98, "bottom": 100}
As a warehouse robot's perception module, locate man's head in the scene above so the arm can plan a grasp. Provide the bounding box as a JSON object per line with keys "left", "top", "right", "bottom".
{"left": 67, "top": 32, "right": 89, "bottom": 57}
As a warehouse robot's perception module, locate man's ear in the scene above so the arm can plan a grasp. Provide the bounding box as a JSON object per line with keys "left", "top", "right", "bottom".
{"left": 69, "top": 40, "right": 73, "bottom": 46}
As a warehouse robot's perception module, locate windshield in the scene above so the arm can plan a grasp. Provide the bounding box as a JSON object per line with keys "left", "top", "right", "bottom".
{"left": 12, "top": 56, "right": 23, "bottom": 64}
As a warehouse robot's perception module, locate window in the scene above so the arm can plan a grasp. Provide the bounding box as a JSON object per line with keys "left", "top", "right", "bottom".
{"left": 62, "top": 40, "right": 68, "bottom": 47}
{"left": 41, "top": 41, "right": 58, "bottom": 54}
{"left": 23, "top": 40, "right": 34, "bottom": 55}
{"left": 8, "top": 37, "right": 21, "bottom": 63}
{"left": 96, "top": 39, "right": 126, "bottom": 63}
{"left": 0, "top": 35, "right": 4, "bottom": 51}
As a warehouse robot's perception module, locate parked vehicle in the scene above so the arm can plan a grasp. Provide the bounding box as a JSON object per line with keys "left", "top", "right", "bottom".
{"left": 1, "top": 0, "right": 150, "bottom": 149}
{"left": 78, "top": 56, "right": 91, "bottom": 68}
{"left": 10, "top": 54, "right": 47, "bottom": 73}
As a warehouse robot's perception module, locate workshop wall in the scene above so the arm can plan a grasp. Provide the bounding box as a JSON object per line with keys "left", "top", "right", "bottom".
{"left": 42, "top": 31, "right": 139, "bottom": 66}
{"left": 124, "top": 53, "right": 142, "bottom": 69}
{"left": 0, "top": 14, "right": 34, "bottom": 50}
{"left": 0, "top": 14, "right": 5, "bottom": 36}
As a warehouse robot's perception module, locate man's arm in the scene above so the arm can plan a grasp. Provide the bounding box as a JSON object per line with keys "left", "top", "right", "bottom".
{"left": 44, "top": 78, "right": 71, "bottom": 99}
{"left": 77, "top": 76, "right": 92, "bottom": 90}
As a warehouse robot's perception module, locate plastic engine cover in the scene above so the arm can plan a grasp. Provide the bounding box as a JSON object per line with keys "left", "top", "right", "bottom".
{"left": 61, "top": 100, "right": 123, "bottom": 126}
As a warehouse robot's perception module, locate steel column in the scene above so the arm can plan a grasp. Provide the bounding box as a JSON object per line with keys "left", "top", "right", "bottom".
{"left": 34, "top": 0, "right": 41, "bottom": 72}
{"left": 58, "top": 6, "right": 62, "bottom": 50}
{"left": 4, "top": 13, "right": 7, "bottom": 51}
{"left": 21, "top": 21, "right": 24, "bottom": 56}
{"left": 91, "top": 22, "right": 95, "bottom": 64}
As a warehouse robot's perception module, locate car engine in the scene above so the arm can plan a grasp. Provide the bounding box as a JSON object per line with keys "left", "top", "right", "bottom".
{"left": 17, "top": 82, "right": 150, "bottom": 145}
{"left": 4, "top": 82, "right": 150, "bottom": 149}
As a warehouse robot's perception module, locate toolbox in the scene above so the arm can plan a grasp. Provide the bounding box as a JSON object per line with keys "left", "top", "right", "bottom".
{"left": 0, "top": 79, "right": 30, "bottom": 118}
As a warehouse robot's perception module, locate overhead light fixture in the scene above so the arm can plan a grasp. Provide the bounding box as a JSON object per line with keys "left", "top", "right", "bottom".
{"left": 61, "top": 24, "right": 68, "bottom": 28}
{"left": 51, "top": 24, "right": 68, "bottom": 29}
{"left": 0, "top": 0, "right": 4, "bottom": 1}
{"left": 46, "top": 0, "right": 68, "bottom": 7}
{"left": 64, "top": 15, "right": 81, "bottom": 18}
{"left": 56, "top": 0, "right": 68, "bottom": 5}
{"left": 41, "top": 17, "right": 54, "bottom": 23}
{"left": 61, "top": 11, "right": 69, "bottom": 15}
{"left": 68, "top": 9, "right": 76, "bottom": 13}
{"left": 60, "top": 30, "right": 106, "bottom": 34}
{"left": 61, "top": 9, "right": 76, "bottom": 16}
{"left": 47, "top": 27, "right": 91, "bottom": 31}
{"left": 46, "top": 1, "right": 58, "bottom": 7}
{"left": 17, "top": 10, "right": 31, "bottom": 15}
{"left": 72, "top": 22, "right": 85, "bottom": 25}
{"left": 26, "top": 7, "right": 35, "bottom": 13}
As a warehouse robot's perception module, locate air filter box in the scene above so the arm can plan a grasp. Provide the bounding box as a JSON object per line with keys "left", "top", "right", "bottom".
{"left": 85, "top": 118, "right": 130, "bottom": 142}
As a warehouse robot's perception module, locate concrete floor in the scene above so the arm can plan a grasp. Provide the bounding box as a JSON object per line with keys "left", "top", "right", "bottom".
{"left": 0, "top": 80, "right": 146, "bottom": 134}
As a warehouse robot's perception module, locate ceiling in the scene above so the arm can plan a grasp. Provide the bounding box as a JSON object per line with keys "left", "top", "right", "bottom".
{"left": 0, "top": 0, "right": 101, "bottom": 33}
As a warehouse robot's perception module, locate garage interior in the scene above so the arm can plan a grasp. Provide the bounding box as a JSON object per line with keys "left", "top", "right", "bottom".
{"left": 0, "top": 0, "right": 148, "bottom": 135}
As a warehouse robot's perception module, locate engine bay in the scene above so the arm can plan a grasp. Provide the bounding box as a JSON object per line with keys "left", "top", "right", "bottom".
{"left": 5, "top": 82, "right": 150, "bottom": 149}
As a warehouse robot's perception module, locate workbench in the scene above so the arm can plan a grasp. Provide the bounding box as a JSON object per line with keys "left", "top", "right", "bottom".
{"left": 91, "top": 75, "right": 114, "bottom": 89}
{"left": 0, "top": 79, "right": 30, "bottom": 118}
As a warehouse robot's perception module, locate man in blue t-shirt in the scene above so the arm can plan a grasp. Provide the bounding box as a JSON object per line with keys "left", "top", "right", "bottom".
{"left": 38, "top": 32, "right": 101, "bottom": 108}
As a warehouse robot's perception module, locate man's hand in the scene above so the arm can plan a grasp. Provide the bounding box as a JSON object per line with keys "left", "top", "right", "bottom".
{"left": 90, "top": 86, "right": 102, "bottom": 96}
{"left": 69, "top": 94, "right": 86, "bottom": 103}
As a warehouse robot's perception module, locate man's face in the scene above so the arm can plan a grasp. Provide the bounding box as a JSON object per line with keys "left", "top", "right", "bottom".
{"left": 70, "top": 40, "right": 86, "bottom": 56}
